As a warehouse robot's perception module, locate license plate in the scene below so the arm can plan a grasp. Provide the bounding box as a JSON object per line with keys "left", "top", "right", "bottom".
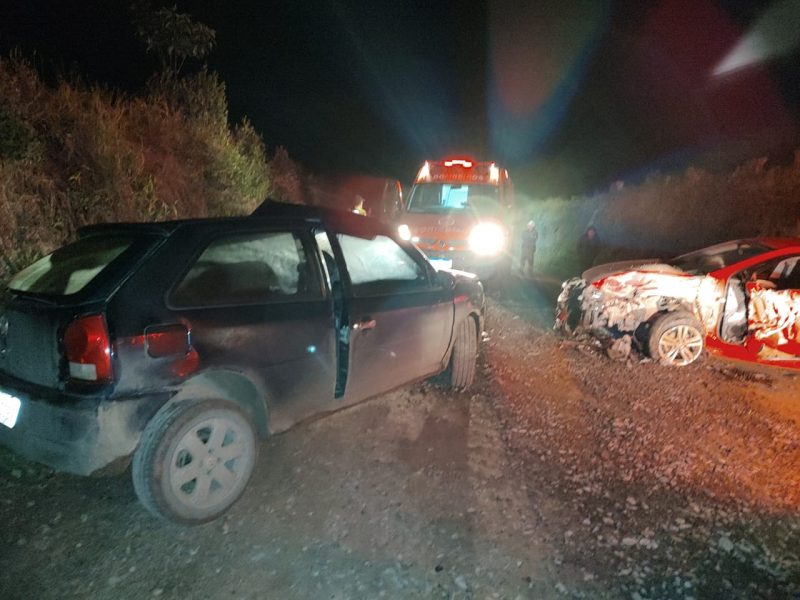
{"left": 429, "top": 258, "right": 453, "bottom": 270}
{"left": 0, "top": 391, "right": 21, "bottom": 429}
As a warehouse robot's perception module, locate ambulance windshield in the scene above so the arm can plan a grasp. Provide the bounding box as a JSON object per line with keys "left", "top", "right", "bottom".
{"left": 406, "top": 183, "right": 500, "bottom": 215}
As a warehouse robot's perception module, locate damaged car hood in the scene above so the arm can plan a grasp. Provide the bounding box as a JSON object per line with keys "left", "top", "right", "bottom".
{"left": 582, "top": 260, "right": 674, "bottom": 283}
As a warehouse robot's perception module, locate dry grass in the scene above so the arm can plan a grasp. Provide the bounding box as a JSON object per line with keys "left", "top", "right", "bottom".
{"left": 521, "top": 154, "right": 800, "bottom": 277}
{"left": 0, "top": 57, "right": 274, "bottom": 285}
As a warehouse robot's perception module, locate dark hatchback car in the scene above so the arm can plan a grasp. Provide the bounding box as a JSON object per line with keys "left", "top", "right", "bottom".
{"left": 0, "top": 202, "right": 485, "bottom": 524}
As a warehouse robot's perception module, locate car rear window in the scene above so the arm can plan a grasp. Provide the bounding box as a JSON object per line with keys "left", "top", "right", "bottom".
{"left": 9, "top": 236, "right": 133, "bottom": 296}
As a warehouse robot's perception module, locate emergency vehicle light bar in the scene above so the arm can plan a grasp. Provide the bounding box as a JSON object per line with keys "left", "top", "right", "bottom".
{"left": 415, "top": 158, "right": 507, "bottom": 184}
{"left": 443, "top": 159, "right": 473, "bottom": 168}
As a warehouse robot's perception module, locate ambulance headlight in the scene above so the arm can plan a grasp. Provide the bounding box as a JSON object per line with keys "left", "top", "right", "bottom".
{"left": 468, "top": 222, "right": 506, "bottom": 256}
{"left": 397, "top": 224, "right": 412, "bottom": 241}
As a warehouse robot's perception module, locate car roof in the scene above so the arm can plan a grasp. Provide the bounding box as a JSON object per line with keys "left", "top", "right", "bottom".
{"left": 78, "top": 200, "right": 393, "bottom": 239}
{"left": 251, "top": 200, "right": 393, "bottom": 237}
{"left": 756, "top": 237, "right": 800, "bottom": 250}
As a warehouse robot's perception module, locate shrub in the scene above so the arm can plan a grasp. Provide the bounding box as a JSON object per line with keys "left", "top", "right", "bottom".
{"left": 0, "top": 104, "right": 37, "bottom": 161}
{"left": 269, "top": 146, "right": 313, "bottom": 205}
{"left": 523, "top": 155, "right": 800, "bottom": 278}
{"left": 0, "top": 55, "right": 278, "bottom": 289}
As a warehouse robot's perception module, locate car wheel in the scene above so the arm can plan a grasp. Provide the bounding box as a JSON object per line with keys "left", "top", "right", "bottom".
{"left": 449, "top": 317, "right": 478, "bottom": 390}
{"left": 647, "top": 311, "right": 705, "bottom": 367}
{"left": 132, "top": 398, "right": 257, "bottom": 525}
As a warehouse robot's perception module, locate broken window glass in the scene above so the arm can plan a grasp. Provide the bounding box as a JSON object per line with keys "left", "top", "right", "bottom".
{"left": 337, "top": 234, "right": 427, "bottom": 295}
{"left": 171, "top": 231, "right": 314, "bottom": 307}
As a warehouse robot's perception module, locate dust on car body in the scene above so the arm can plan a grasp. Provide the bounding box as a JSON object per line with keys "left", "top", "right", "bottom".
{"left": 0, "top": 201, "right": 485, "bottom": 524}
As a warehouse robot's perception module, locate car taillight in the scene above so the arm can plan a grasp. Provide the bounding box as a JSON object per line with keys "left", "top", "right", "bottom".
{"left": 63, "top": 315, "right": 113, "bottom": 383}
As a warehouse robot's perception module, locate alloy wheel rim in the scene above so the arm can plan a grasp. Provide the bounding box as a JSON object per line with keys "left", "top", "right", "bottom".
{"left": 657, "top": 324, "right": 703, "bottom": 366}
{"left": 168, "top": 416, "right": 251, "bottom": 509}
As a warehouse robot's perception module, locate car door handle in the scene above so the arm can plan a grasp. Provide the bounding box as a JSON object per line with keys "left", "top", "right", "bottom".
{"left": 352, "top": 318, "right": 377, "bottom": 331}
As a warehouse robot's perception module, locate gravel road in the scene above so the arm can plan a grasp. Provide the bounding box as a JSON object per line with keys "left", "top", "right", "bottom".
{"left": 1, "top": 278, "right": 798, "bottom": 599}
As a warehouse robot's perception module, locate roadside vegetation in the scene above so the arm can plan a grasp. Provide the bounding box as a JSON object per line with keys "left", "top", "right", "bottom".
{"left": 521, "top": 155, "right": 800, "bottom": 277}
{"left": 2, "top": 3, "right": 798, "bottom": 290}
{"left": 0, "top": 4, "right": 311, "bottom": 288}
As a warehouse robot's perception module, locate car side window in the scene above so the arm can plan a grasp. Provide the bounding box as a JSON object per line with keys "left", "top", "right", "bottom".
{"left": 743, "top": 254, "right": 800, "bottom": 291}
{"left": 771, "top": 256, "right": 800, "bottom": 289}
{"left": 337, "top": 233, "right": 428, "bottom": 295}
{"left": 171, "top": 231, "right": 317, "bottom": 307}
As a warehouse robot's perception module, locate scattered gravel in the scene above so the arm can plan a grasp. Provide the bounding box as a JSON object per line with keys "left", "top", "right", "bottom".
{"left": 0, "top": 290, "right": 798, "bottom": 599}
{"left": 484, "top": 296, "right": 800, "bottom": 599}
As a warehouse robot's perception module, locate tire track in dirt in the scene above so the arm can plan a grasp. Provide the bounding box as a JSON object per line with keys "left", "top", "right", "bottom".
{"left": 466, "top": 389, "right": 564, "bottom": 598}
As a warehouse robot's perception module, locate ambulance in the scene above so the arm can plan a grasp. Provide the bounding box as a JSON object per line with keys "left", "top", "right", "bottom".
{"left": 398, "top": 158, "right": 514, "bottom": 281}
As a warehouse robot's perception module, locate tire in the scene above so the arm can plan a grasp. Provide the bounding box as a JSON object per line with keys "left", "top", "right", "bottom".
{"left": 132, "top": 398, "right": 258, "bottom": 525}
{"left": 449, "top": 317, "right": 478, "bottom": 391}
{"left": 647, "top": 311, "right": 705, "bottom": 367}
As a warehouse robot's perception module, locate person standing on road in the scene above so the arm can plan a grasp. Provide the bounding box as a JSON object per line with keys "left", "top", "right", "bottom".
{"left": 520, "top": 220, "right": 538, "bottom": 276}
{"left": 577, "top": 225, "right": 600, "bottom": 272}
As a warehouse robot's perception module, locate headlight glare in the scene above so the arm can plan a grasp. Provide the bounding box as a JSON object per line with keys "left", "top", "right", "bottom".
{"left": 397, "top": 224, "right": 412, "bottom": 241}
{"left": 468, "top": 222, "right": 506, "bottom": 256}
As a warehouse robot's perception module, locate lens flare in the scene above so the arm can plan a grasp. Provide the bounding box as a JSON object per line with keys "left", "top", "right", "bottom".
{"left": 468, "top": 222, "right": 506, "bottom": 256}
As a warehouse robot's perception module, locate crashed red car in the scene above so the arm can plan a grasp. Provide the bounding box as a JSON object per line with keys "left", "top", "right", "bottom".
{"left": 556, "top": 238, "right": 800, "bottom": 368}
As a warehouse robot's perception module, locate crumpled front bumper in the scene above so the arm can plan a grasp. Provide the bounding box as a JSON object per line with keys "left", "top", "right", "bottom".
{"left": 555, "top": 278, "right": 596, "bottom": 334}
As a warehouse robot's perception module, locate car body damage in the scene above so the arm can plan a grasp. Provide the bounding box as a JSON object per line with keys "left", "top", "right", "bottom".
{"left": 556, "top": 268, "right": 720, "bottom": 358}
{"left": 557, "top": 238, "right": 800, "bottom": 369}
{"left": 748, "top": 286, "right": 800, "bottom": 357}
{"left": 0, "top": 202, "right": 487, "bottom": 523}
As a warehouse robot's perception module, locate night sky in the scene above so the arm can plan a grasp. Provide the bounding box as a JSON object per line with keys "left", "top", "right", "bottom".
{"left": 2, "top": 0, "right": 799, "bottom": 196}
